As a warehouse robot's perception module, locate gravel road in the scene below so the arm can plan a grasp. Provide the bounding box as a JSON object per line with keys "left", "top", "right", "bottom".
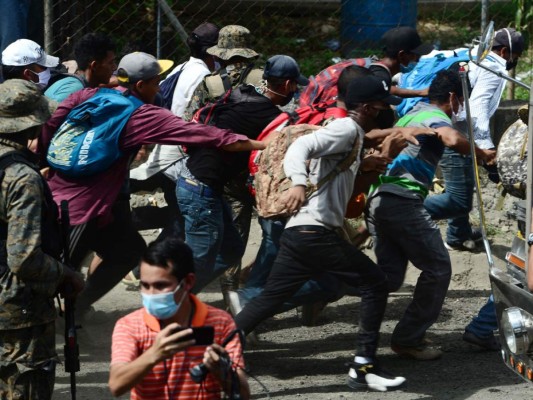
{"left": 53, "top": 175, "right": 533, "bottom": 399}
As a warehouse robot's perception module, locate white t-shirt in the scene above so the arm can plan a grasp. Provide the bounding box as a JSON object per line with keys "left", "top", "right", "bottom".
{"left": 130, "top": 57, "right": 211, "bottom": 180}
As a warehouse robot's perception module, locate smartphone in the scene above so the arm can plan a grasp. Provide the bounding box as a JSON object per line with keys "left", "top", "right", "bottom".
{"left": 171, "top": 326, "right": 214, "bottom": 346}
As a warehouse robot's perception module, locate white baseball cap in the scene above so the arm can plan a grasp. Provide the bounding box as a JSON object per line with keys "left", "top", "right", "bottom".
{"left": 2, "top": 39, "right": 59, "bottom": 68}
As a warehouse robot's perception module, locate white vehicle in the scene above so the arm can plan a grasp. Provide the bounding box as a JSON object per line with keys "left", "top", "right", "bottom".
{"left": 467, "top": 22, "right": 533, "bottom": 383}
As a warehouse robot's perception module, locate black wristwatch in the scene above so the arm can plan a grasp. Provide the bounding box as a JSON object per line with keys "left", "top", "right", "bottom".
{"left": 527, "top": 233, "right": 533, "bottom": 247}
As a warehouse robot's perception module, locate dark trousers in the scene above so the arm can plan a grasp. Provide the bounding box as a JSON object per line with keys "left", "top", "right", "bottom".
{"left": 69, "top": 200, "right": 146, "bottom": 312}
{"left": 367, "top": 193, "right": 451, "bottom": 346}
{"left": 220, "top": 175, "right": 255, "bottom": 292}
{"left": 235, "top": 226, "right": 389, "bottom": 358}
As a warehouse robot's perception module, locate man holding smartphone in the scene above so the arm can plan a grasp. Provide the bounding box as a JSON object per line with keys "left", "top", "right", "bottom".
{"left": 108, "top": 237, "right": 249, "bottom": 399}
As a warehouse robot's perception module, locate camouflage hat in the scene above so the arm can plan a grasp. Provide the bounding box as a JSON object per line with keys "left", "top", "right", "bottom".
{"left": 0, "top": 79, "right": 56, "bottom": 134}
{"left": 206, "top": 25, "right": 258, "bottom": 60}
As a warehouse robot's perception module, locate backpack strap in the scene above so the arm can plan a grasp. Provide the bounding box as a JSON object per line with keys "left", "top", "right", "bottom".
{"left": 244, "top": 68, "right": 264, "bottom": 86}
{"left": 205, "top": 72, "right": 230, "bottom": 99}
{"left": 121, "top": 89, "right": 144, "bottom": 110}
{"left": 237, "top": 63, "right": 255, "bottom": 85}
{"left": 46, "top": 72, "right": 87, "bottom": 91}
{"left": 369, "top": 62, "right": 392, "bottom": 78}
{"left": 307, "top": 134, "right": 361, "bottom": 196}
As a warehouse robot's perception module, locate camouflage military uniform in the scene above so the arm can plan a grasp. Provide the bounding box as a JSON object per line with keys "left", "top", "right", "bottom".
{"left": 181, "top": 25, "right": 263, "bottom": 293}
{"left": 182, "top": 25, "right": 261, "bottom": 121}
{"left": 181, "top": 62, "right": 263, "bottom": 122}
{"left": 0, "top": 80, "right": 64, "bottom": 400}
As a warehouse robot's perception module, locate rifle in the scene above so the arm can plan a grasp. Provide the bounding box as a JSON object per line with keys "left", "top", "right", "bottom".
{"left": 60, "top": 200, "right": 80, "bottom": 400}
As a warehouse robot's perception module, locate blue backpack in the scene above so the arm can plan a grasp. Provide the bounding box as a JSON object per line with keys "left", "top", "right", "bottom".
{"left": 47, "top": 88, "right": 143, "bottom": 177}
{"left": 396, "top": 49, "right": 471, "bottom": 117}
{"left": 159, "top": 62, "right": 187, "bottom": 110}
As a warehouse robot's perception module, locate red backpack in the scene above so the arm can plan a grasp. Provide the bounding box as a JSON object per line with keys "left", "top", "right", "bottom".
{"left": 299, "top": 57, "right": 375, "bottom": 107}
{"left": 248, "top": 103, "right": 347, "bottom": 196}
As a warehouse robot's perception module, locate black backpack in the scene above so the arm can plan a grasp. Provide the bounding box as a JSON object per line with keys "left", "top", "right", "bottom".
{"left": 191, "top": 84, "right": 266, "bottom": 126}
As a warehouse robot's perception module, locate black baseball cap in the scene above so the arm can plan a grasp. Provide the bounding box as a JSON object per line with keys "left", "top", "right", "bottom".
{"left": 192, "top": 22, "right": 220, "bottom": 47}
{"left": 263, "top": 55, "right": 309, "bottom": 86}
{"left": 345, "top": 75, "right": 402, "bottom": 106}
{"left": 382, "top": 26, "right": 433, "bottom": 56}
{"left": 493, "top": 28, "right": 525, "bottom": 54}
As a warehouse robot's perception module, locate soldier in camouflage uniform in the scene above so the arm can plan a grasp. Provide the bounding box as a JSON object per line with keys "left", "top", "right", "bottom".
{"left": 0, "top": 79, "right": 84, "bottom": 400}
{"left": 182, "top": 25, "right": 264, "bottom": 299}
{"left": 181, "top": 25, "right": 262, "bottom": 122}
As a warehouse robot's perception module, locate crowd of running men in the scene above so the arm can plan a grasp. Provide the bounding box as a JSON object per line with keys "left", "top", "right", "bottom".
{"left": 0, "top": 18, "right": 525, "bottom": 399}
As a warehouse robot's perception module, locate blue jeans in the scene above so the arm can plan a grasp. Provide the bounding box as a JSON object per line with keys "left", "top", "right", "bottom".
{"left": 238, "top": 217, "right": 339, "bottom": 310}
{"left": 465, "top": 295, "right": 498, "bottom": 337}
{"left": 424, "top": 148, "right": 474, "bottom": 245}
{"left": 177, "top": 178, "right": 244, "bottom": 293}
{"left": 367, "top": 192, "right": 452, "bottom": 346}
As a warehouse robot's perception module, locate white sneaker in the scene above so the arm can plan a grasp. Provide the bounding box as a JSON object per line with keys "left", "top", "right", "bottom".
{"left": 347, "top": 361, "right": 406, "bottom": 392}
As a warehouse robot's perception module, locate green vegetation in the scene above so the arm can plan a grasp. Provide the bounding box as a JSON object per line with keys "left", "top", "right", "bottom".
{"left": 57, "top": 1, "right": 530, "bottom": 84}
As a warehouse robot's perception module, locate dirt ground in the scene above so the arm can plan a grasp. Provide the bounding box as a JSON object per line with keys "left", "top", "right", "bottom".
{"left": 53, "top": 172, "right": 533, "bottom": 399}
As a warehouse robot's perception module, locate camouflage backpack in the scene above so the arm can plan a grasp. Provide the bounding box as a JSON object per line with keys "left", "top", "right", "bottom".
{"left": 254, "top": 123, "right": 359, "bottom": 219}
{"left": 497, "top": 105, "right": 529, "bottom": 199}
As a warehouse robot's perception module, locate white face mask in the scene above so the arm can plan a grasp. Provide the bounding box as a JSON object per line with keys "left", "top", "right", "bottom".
{"left": 30, "top": 68, "right": 51, "bottom": 90}
{"left": 452, "top": 102, "right": 465, "bottom": 124}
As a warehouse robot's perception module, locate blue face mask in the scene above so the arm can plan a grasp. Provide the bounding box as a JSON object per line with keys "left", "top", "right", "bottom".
{"left": 142, "top": 281, "right": 187, "bottom": 320}
{"left": 400, "top": 61, "right": 417, "bottom": 74}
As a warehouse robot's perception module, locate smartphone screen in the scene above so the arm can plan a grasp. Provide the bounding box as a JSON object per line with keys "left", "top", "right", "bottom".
{"left": 172, "top": 326, "right": 214, "bottom": 346}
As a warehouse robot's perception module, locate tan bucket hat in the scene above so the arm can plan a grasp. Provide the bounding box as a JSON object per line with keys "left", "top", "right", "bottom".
{"left": 206, "top": 25, "right": 258, "bottom": 60}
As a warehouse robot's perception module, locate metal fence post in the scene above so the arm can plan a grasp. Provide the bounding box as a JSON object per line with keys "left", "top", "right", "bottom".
{"left": 157, "top": 2, "right": 162, "bottom": 59}
{"left": 481, "top": 0, "right": 489, "bottom": 32}
{"left": 155, "top": 0, "right": 188, "bottom": 46}
{"left": 44, "top": 0, "right": 53, "bottom": 53}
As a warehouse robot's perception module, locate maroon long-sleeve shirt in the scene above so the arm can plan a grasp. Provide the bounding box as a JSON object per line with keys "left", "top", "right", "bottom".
{"left": 40, "top": 88, "right": 247, "bottom": 226}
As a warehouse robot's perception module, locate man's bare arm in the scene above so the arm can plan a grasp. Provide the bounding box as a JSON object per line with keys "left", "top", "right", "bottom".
{"left": 364, "top": 126, "right": 436, "bottom": 148}
{"left": 221, "top": 139, "right": 266, "bottom": 152}
{"left": 109, "top": 325, "right": 194, "bottom": 397}
{"left": 435, "top": 126, "right": 495, "bottom": 163}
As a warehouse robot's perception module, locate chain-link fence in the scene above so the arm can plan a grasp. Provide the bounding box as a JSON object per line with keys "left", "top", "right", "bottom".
{"left": 44, "top": 0, "right": 531, "bottom": 96}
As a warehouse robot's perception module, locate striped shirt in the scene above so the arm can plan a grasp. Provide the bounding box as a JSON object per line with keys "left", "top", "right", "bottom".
{"left": 111, "top": 295, "right": 244, "bottom": 399}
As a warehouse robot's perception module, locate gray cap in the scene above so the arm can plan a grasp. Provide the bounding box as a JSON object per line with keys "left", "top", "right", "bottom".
{"left": 117, "top": 52, "right": 174, "bottom": 84}
{"left": 206, "top": 25, "right": 258, "bottom": 60}
{"left": 263, "top": 55, "right": 309, "bottom": 86}
{"left": 0, "top": 79, "right": 57, "bottom": 134}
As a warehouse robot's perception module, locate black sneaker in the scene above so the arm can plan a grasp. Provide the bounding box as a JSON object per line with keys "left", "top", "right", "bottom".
{"left": 462, "top": 330, "right": 501, "bottom": 351}
{"left": 470, "top": 227, "right": 483, "bottom": 242}
{"left": 346, "top": 361, "right": 406, "bottom": 392}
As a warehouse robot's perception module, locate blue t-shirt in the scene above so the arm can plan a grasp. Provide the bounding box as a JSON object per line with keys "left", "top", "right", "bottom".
{"left": 45, "top": 76, "right": 85, "bottom": 102}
